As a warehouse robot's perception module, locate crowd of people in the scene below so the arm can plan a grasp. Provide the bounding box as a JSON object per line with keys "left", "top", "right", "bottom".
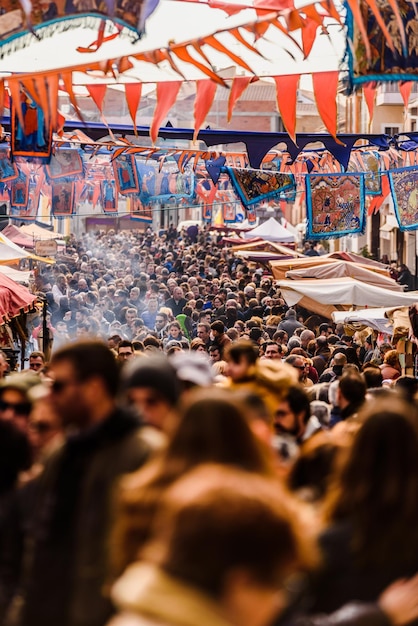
{"left": 0, "top": 224, "right": 417, "bottom": 626}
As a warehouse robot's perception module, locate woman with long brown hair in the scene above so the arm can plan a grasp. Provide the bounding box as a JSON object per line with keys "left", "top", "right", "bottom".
{"left": 312, "top": 398, "right": 418, "bottom": 613}
{"left": 110, "top": 388, "right": 276, "bottom": 580}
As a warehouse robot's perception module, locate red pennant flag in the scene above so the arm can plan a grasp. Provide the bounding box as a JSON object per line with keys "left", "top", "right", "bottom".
{"left": 47, "top": 74, "right": 59, "bottom": 131}
{"left": 194, "top": 80, "right": 217, "bottom": 141}
{"left": 87, "top": 85, "right": 107, "bottom": 114}
{"left": 125, "top": 84, "right": 142, "bottom": 133}
{"left": 368, "top": 174, "right": 391, "bottom": 215}
{"left": 363, "top": 83, "right": 376, "bottom": 123}
{"left": 273, "top": 74, "right": 300, "bottom": 143}
{"left": 150, "top": 81, "right": 182, "bottom": 144}
{"left": 301, "top": 17, "right": 320, "bottom": 58}
{"left": 228, "top": 77, "right": 253, "bottom": 123}
{"left": 312, "top": 71, "right": 340, "bottom": 140}
{"left": 400, "top": 81, "right": 412, "bottom": 108}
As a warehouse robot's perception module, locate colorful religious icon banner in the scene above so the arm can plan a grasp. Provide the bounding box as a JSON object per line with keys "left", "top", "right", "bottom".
{"left": 202, "top": 203, "right": 212, "bottom": 222}
{"left": 10, "top": 180, "right": 40, "bottom": 221}
{"left": 388, "top": 166, "right": 418, "bottom": 230}
{"left": 247, "top": 206, "right": 257, "bottom": 225}
{"left": 11, "top": 88, "right": 53, "bottom": 161}
{"left": 0, "top": 151, "right": 18, "bottom": 183}
{"left": 136, "top": 160, "right": 195, "bottom": 203}
{"left": 128, "top": 196, "right": 153, "bottom": 223}
{"left": 226, "top": 167, "right": 295, "bottom": 207}
{"left": 113, "top": 154, "right": 140, "bottom": 196}
{"left": 9, "top": 172, "right": 29, "bottom": 207}
{"left": 46, "top": 149, "right": 83, "bottom": 180}
{"left": 348, "top": 151, "right": 382, "bottom": 195}
{"left": 306, "top": 173, "right": 365, "bottom": 239}
{"left": 347, "top": 0, "right": 418, "bottom": 86}
{"left": 101, "top": 180, "right": 118, "bottom": 214}
{"left": 51, "top": 181, "right": 74, "bottom": 216}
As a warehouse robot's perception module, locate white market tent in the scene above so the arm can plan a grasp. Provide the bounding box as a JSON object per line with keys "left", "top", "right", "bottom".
{"left": 0, "top": 233, "right": 54, "bottom": 265}
{"left": 19, "top": 224, "right": 62, "bottom": 241}
{"left": 285, "top": 261, "right": 404, "bottom": 292}
{"left": 277, "top": 277, "right": 418, "bottom": 319}
{"left": 0, "top": 266, "right": 32, "bottom": 283}
{"left": 244, "top": 218, "right": 296, "bottom": 243}
{"left": 331, "top": 308, "right": 395, "bottom": 334}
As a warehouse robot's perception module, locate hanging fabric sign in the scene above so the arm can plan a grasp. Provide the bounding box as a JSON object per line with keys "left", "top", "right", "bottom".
{"left": 347, "top": 0, "right": 418, "bottom": 87}
{"left": 113, "top": 154, "right": 140, "bottom": 196}
{"left": 226, "top": 167, "right": 294, "bottom": 207}
{"left": 348, "top": 151, "right": 382, "bottom": 195}
{"left": 0, "top": 150, "right": 18, "bottom": 182}
{"left": 0, "top": 0, "right": 159, "bottom": 57}
{"left": 51, "top": 181, "right": 75, "bottom": 216}
{"left": 128, "top": 196, "right": 153, "bottom": 223}
{"left": 9, "top": 172, "right": 29, "bottom": 207}
{"left": 101, "top": 181, "right": 118, "bottom": 215}
{"left": 10, "top": 179, "right": 40, "bottom": 221}
{"left": 388, "top": 166, "right": 418, "bottom": 230}
{"left": 306, "top": 173, "right": 365, "bottom": 239}
{"left": 136, "top": 160, "right": 195, "bottom": 203}
{"left": 11, "top": 88, "right": 53, "bottom": 161}
{"left": 46, "top": 149, "right": 83, "bottom": 180}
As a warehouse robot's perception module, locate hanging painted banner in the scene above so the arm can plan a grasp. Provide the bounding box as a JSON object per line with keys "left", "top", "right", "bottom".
{"left": 306, "top": 173, "right": 365, "bottom": 239}
{"left": 101, "top": 180, "right": 118, "bottom": 214}
{"left": 388, "top": 166, "right": 418, "bottom": 230}
{"left": 136, "top": 159, "right": 195, "bottom": 203}
{"left": 0, "top": 0, "right": 159, "bottom": 56}
{"left": 247, "top": 206, "right": 257, "bottom": 225}
{"left": 10, "top": 180, "right": 40, "bottom": 221}
{"left": 0, "top": 151, "right": 18, "bottom": 182}
{"left": 9, "top": 172, "right": 29, "bottom": 207}
{"left": 128, "top": 196, "right": 153, "bottom": 223}
{"left": 46, "top": 149, "right": 83, "bottom": 180}
{"left": 347, "top": 0, "right": 418, "bottom": 86}
{"left": 11, "top": 88, "right": 53, "bottom": 161}
{"left": 226, "top": 167, "right": 295, "bottom": 207}
{"left": 202, "top": 203, "right": 212, "bottom": 222}
{"left": 348, "top": 151, "right": 382, "bottom": 195}
{"left": 113, "top": 154, "right": 140, "bottom": 196}
{"left": 51, "top": 181, "right": 74, "bottom": 216}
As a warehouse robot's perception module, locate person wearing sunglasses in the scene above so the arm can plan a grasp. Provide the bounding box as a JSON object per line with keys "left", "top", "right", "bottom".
{"left": 0, "top": 374, "right": 41, "bottom": 435}
{"left": 6, "top": 341, "right": 158, "bottom": 626}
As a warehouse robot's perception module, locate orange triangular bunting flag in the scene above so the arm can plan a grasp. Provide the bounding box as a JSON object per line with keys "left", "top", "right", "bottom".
{"left": 150, "top": 81, "right": 182, "bottom": 144}
{"left": 273, "top": 74, "right": 300, "bottom": 143}
{"left": 400, "top": 81, "right": 412, "bottom": 108}
{"left": 125, "top": 84, "right": 142, "bottom": 133}
{"left": 368, "top": 174, "right": 390, "bottom": 215}
{"left": 194, "top": 80, "right": 217, "bottom": 142}
{"left": 312, "top": 71, "right": 340, "bottom": 140}
{"left": 228, "top": 77, "right": 252, "bottom": 123}
{"left": 87, "top": 85, "right": 107, "bottom": 113}
{"left": 363, "top": 83, "right": 376, "bottom": 123}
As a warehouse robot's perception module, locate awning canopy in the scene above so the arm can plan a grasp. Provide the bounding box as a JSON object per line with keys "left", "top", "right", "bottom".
{"left": 19, "top": 224, "right": 62, "bottom": 241}
{"left": 331, "top": 308, "right": 395, "bottom": 334}
{"left": 2, "top": 225, "right": 34, "bottom": 249}
{"left": 270, "top": 255, "right": 391, "bottom": 280}
{"left": 0, "top": 266, "right": 32, "bottom": 284}
{"left": 0, "top": 233, "right": 54, "bottom": 265}
{"left": 244, "top": 217, "right": 296, "bottom": 243}
{"left": 285, "top": 260, "right": 403, "bottom": 292}
{"left": 0, "top": 273, "right": 37, "bottom": 325}
{"left": 277, "top": 277, "right": 418, "bottom": 319}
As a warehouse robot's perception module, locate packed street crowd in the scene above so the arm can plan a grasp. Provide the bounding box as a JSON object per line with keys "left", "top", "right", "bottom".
{"left": 0, "top": 224, "right": 418, "bottom": 626}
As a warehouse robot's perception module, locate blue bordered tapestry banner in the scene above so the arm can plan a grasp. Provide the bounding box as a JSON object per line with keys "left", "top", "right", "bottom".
{"left": 306, "top": 173, "right": 365, "bottom": 239}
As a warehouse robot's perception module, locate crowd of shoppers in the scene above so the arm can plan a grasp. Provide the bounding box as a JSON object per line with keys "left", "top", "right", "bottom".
{"left": 0, "top": 224, "right": 416, "bottom": 626}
